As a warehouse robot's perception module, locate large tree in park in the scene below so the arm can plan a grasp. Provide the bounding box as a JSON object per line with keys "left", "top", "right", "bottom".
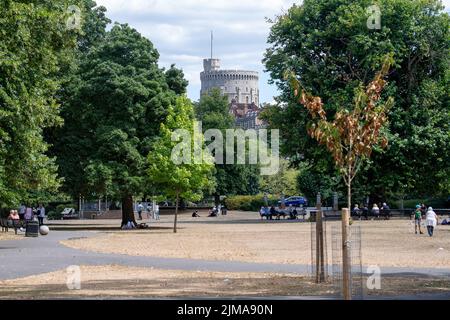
{"left": 148, "top": 96, "right": 215, "bottom": 233}
{"left": 262, "top": 0, "right": 450, "bottom": 203}
{"left": 195, "top": 88, "right": 260, "bottom": 205}
{"left": 0, "top": 0, "right": 83, "bottom": 207}
{"left": 53, "top": 23, "right": 188, "bottom": 226}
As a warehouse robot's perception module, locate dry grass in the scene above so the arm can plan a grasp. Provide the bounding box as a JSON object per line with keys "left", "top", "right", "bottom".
{"left": 59, "top": 212, "right": 450, "bottom": 269}
{"left": 0, "top": 230, "right": 23, "bottom": 241}
{"left": 0, "top": 265, "right": 332, "bottom": 299}
{"left": 0, "top": 265, "right": 448, "bottom": 299}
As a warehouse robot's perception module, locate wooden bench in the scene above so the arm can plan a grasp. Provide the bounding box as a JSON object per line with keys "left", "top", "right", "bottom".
{"left": 0, "top": 218, "right": 25, "bottom": 235}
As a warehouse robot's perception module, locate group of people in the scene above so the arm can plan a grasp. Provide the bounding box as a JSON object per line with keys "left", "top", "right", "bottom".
{"left": 352, "top": 203, "right": 391, "bottom": 220}
{"left": 136, "top": 202, "right": 160, "bottom": 221}
{"left": 8, "top": 204, "right": 46, "bottom": 226}
{"left": 260, "top": 205, "right": 305, "bottom": 220}
{"left": 413, "top": 204, "right": 439, "bottom": 237}
{"left": 352, "top": 202, "right": 440, "bottom": 237}
{"left": 207, "top": 204, "right": 227, "bottom": 217}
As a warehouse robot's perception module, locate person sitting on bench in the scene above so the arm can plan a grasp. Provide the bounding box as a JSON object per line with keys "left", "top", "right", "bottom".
{"left": 8, "top": 210, "right": 20, "bottom": 221}
{"left": 290, "top": 208, "right": 298, "bottom": 220}
{"left": 269, "top": 206, "right": 277, "bottom": 220}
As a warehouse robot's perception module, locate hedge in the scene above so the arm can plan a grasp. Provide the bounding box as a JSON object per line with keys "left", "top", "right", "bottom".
{"left": 224, "top": 195, "right": 280, "bottom": 212}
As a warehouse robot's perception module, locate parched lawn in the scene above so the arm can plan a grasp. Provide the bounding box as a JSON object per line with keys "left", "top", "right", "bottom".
{"left": 0, "top": 230, "right": 23, "bottom": 241}
{"left": 59, "top": 212, "right": 450, "bottom": 269}
{"left": 0, "top": 265, "right": 449, "bottom": 299}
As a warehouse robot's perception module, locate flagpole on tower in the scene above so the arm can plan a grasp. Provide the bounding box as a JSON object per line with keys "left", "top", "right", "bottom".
{"left": 210, "top": 30, "right": 213, "bottom": 59}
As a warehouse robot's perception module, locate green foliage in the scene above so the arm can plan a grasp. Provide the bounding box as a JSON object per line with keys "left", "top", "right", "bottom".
{"left": 297, "top": 162, "right": 338, "bottom": 202}
{"left": 195, "top": 88, "right": 261, "bottom": 198}
{"left": 55, "top": 204, "right": 68, "bottom": 214}
{"left": 225, "top": 195, "right": 279, "bottom": 212}
{"left": 263, "top": 0, "right": 450, "bottom": 200}
{"left": 0, "top": 0, "right": 83, "bottom": 207}
{"left": 165, "top": 64, "right": 189, "bottom": 95}
{"left": 394, "top": 198, "right": 447, "bottom": 210}
{"left": 260, "top": 158, "right": 300, "bottom": 196}
{"left": 147, "top": 96, "right": 215, "bottom": 202}
{"left": 53, "top": 23, "right": 186, "bottom": 201}
{"left": 47, "top": 211, "right": 61, "bottom": 220}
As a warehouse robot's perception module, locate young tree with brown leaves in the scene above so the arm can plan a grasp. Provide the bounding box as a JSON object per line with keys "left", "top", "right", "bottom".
{"left": 287, "top": 57, "right": 394, "bottom": 209}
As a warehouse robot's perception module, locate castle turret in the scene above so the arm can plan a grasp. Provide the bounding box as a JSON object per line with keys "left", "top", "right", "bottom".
{"left": 203, "top": 58, "right": 220, "bottom": 72}
{"left": 200, "top": 59, "right": 259, "bottom": 106}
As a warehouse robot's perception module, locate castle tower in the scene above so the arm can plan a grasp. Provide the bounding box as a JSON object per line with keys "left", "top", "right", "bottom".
{"left": 200, "top": 60, "right": 259, "bottom": 106}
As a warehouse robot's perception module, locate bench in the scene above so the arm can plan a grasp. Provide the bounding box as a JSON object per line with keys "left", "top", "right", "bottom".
{"left": 0, "top": 218, "right": 25, "bottom": 235}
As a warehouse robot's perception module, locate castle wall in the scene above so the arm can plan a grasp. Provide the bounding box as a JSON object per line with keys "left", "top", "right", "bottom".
{"left": 200, "top": 59, "right": 259, "bottom": 105}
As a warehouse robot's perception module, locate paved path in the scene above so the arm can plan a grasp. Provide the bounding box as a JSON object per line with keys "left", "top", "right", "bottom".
{"left": 1, "top": 230, "right": 449, "bottom": 282}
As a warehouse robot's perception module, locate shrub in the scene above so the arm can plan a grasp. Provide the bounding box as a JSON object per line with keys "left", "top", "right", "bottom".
{"left": 393, "top": 198, "right": 447, "bottom": 209}
{"left": 47, "top": 211, "right": 61, "bottom": 220}
{"left": 55, "top": 204, "right": 67, "bottom": 214}
{"left": 225, "top": 195, "right": 279, "bottom": 212}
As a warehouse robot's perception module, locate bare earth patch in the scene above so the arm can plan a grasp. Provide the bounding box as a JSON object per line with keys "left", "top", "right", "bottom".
{"left": 60, "top": 212, "right": 450, "bottom": 269}
{"left": 0, "top": 230, "right": 23, "bottom": 241}
{"left": 0, "top": 265, "right": 448, "bottom": 299}
{"left": 0, "top": 265, "right": 331, "bottom": 299}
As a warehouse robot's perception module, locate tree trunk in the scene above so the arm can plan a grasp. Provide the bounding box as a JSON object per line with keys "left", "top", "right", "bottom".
{"left": 214, "top": 193, "right": 220, "bottom": 207}
{"left": 347, "top": 180, "right": 352, "bottom": 211}
{"left": 174, "top": 192, "right": 179, "bottom": 233}
{"left": 121, "top": 194, "right": 136, "bottom": 227}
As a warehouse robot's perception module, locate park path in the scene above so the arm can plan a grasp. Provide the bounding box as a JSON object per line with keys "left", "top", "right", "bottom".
{"left": 1, "top": 230, "right": 449, "bottom": 281}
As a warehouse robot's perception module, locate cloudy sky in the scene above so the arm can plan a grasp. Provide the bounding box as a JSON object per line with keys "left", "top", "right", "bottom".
{"left": 95, "top": 0, "right": 450, "bottom": 104}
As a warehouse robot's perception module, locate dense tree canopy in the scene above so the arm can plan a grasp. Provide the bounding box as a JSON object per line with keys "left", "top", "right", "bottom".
{"left": 0, "top": 0, "right": 82, "bottom": 207}
{"left": 52, "top": 23, "right": 188, "bottom": 223}
{"left": 195, "top": 88, "right": 260, "bottom": 203}
{"left": 263, "top": 0, "right": 450, "bottom": 203}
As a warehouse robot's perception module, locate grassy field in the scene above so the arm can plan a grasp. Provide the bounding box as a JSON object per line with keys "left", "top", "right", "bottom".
{"left": 58, "top": 211, "right": 450, "bottom": 269}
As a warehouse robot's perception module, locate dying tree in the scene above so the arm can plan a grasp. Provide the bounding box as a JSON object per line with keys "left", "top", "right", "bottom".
{"left": 287, "top": 57, "right": 394, "bottom": 208}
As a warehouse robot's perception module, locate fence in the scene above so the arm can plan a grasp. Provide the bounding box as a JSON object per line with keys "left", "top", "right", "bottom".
{"left": 310, "top": 211, "right": 328, "bottom": 283}
{"left": 331, "top": 224, "right": 364, "bottom": 299}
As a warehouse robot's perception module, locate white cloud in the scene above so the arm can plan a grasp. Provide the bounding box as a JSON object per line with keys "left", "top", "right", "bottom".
{"left": 95, "top": 0, "right": 299, "bottom": 103}
{"left": 94, "top": 0, "right": 450, "bottom": 103}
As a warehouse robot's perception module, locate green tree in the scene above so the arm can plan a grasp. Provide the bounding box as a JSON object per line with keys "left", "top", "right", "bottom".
{"left": 260, "top": 158, "right": 299, "bottom": 196}
{"left": 53, "top": 23, "right": 186, "bottom": 226}
{"left": 195, "top": 88, "right": 260, "bottom": 204}
{"left": 148, "top": 96, "right": 215, "bottom": 233}
{"left": 165, "top": 64, "right": 189, "bottom": 95}
{"left": 263, "top": 0, "right": 450, "bottom": 202}
{"left": 0, "top": 0, "right": 81, "bottom": 207}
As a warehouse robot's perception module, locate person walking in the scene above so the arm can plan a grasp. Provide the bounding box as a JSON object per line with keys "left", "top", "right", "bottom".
{"left": 37, "top": 204, "right": 45, "bottom": 226}
{"left": 425, "top": 207, "right": 438, "bottom": 237}
{"left": 413, "top": 205, "right": 424, "bottom": 234}
{"left": 154, "top": 204, "right": 160, "bottom": 220}
{"left": 18, "top": 204, "right": 26, "bottom": 220}
{"left": 137, "top": 202, "right": 144, "bottom": 220}
{"left": 24, "top": 205, "right": 33, "bottom": 221}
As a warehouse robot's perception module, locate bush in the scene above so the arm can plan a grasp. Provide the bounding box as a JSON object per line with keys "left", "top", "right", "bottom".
{"left": 393, "top": 198, "right": 447, "bottom": 209}
{"left": 55, "top": 204, "right": 67, "bottom": 214}
{"left": 225, "top": 195, "right": 279, "bottom": 212}
{"left": 47, "top": 211, "right": 61, "bottom": 220}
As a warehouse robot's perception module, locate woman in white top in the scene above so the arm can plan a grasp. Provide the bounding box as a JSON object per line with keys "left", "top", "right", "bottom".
{"left": 426, "top": 207, "right": 439, "bottom": 237}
